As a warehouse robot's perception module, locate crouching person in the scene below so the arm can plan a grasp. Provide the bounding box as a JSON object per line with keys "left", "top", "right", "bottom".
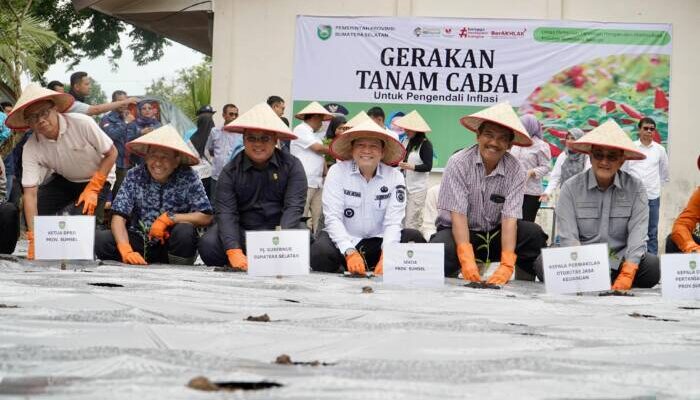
{"left": 311, "top": 119, "right": 426, "bottom": 276}
{"left": 534, "top": 120, "right": 660, "bottom": 289}
{"left": 198, "top": 103, "right": 307, "bottom": 270}
{"left": 429, "top": 103, "right": 548, "bottom": 284}
{"left": 95, "top": 125, "right": 212, "bottom": 265}
{"left": 665, "top": 155, "right": 700, "bottom": 254}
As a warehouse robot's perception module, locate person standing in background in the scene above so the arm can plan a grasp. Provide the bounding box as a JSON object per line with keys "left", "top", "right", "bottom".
{"left": 510, "top": 115, "right": 551, "bottom": 222}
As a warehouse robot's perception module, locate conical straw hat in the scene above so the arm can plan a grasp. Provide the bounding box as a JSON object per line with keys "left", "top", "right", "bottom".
{"left": 344, "top": 111, "right": 371, "bottom": 129}
{"left": 394, "top": 110, "right": 431, "bottom": 133}
{"left": 567, "top": 119, "right": 645, "bottom": 160}
{"left": 5, "top": 83, "right": 75, "bottom": 129}
{"left": 294, "top": 101, "right": 334, "bottom": 121}
{"left": 126, "top": 124, "right": 200, "bottom": 166}
{"left": 459, "top": 102, "right": 532, "bottom": 147}
{"left": 330, "top": 119, "right": 406, "bottom": 165}
{"left": 224, "top": 102, "right": 297, "bottom": 140}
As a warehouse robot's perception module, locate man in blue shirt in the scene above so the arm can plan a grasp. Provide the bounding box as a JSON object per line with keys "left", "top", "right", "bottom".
{"left": 95, "top": 125, "right": 213, "bottom": 265}
{"left": 100, "top": 90, "right": 135, "bottom": 197}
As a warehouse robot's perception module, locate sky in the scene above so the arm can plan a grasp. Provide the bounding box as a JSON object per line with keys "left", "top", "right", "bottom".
{"left": 41, "top": 35, "right": 205, "bottom": 98}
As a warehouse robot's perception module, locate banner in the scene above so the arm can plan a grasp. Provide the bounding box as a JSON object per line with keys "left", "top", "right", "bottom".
{"left": 292, "top": 16, "right": 672, "bottom": 168}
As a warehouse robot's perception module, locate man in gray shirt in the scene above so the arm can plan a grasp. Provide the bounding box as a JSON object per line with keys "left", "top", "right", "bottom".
{"left": 430, "top": 103, "right": 548, "bottom": 284}
{"left": 534, "top": 120, "right": 659, "bottom": 290}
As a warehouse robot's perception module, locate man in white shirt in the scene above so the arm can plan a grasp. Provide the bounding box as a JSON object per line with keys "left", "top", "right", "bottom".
{"left": 623, "top": 117, "right": 669, "bottom": 254}
{"left": 310, "top": 119, "right": 425, "bottom": 276}
{"left": 5, "top": 84, "right": 117, "bottom": 260}
{"left": 291, "top": 101, "right": 333, "bottom": 233}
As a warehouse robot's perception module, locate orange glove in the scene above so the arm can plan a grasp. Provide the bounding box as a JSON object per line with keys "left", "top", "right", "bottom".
{"left": 117, "top": 242, "right": 147, "bottom": 265}
{"left": 346, "top": 251, "right": 366, "bottom": 276}
{"left": 487, "top": 250, "right": 516, "bottom": 285}
{"left": 76, "top": 172, "right": 107, "bottom": 215}
{"left": 374, "top": 253, "right": 384, "bottom": 276}
{"left": 27, "top": 231, "right": 35, "bottom": 260}
{"left": 148, "top": 212, "right": 175, "bottom": 244}
{"left": 457, "top": 243, "right": 480, "bottom": 282}
{"left": 611, "top": 261, "right": 638, "bottom": 291}
{"left": 226, "top": 249, "right": 248, "bottom": 271}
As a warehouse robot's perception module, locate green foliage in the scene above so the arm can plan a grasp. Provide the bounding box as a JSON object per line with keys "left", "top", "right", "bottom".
{"left": 0, "top": 1, "right": 68, "bottom": 98}
{"left": 145, "top": 59, "right": 210, "bottom": 120}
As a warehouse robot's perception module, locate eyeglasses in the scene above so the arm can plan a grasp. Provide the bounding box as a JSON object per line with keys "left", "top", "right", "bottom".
{"left": 641, "top": 126, "right": 656, "bottom": 131}
{"left": 244, "top": 134, "right": 273, "bottom": 143}
{"left": 227, "top": 112, "right": 238, "bottom": 117}
{"left": 591, "top": 150, "right": 623, "bottom": 162}
{"left": 25, "top": 107, "right": 53, "bottom": 125}
{"left": 337, "top": 125, "right": 350, "bottom": 133}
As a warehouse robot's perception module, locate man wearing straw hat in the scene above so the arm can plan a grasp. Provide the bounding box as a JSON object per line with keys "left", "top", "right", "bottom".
{"left": 197, "top": 103, "right": 307, "bottom": 270}
{"left": 534, "top": 120, "right": 660, "bottom": 290}
{"left": 291, "top": 101, "right": 333, "bottom": 233}
{"left": 310, "top": 119, "right": 426, "bottom": 276}
{"left": 430, "top": 102, "right": 548, "bottom": 284}
{"left": 5, "top": 83, "right": 117, "bottom": 260}
{"left": 666, "top": 155, "right": 700, "bottom": 254}
{"left": 94, "top": 125, "right": 212, "bottom": 265}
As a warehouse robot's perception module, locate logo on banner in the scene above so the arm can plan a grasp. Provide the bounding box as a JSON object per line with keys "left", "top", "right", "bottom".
{"left": 490, "top": 27, "right": 527, "bottom": 39}
{"left": 407, "top": 250, "right": 414, "bottom": 258}
{"left": 570, "top": 252, "right": 578, "bottom": 261}
{"left": 414, "top": 27, "right": 440, "bottom": 37}
{"left": 691, "top": 261, "right": 697, "bottom": 271}
{"left": 272, "top": 236, "right": 280, "bottom": 246}
{"left": 442, "top": 27, "right": 456, "bottom": 37}
{"left": 59, "top": 220, "right": 66, "bottom": 229}
{"left": 317, "top": 25, "right": 332, "bottom": 40}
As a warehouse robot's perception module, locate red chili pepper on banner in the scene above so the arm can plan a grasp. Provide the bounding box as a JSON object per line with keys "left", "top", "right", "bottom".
{"left": 601, "top": 100, "right": 616, "bottom": 113}
{"left": 654, "top": 88, "right": 669, "bottom": 110}
{"left": 531, "top": 104, "right": 552, "bottom": 112}
{"left": 653, "top": 131, "right": 662, "bottom": 143}
{"left": 635, "top": 81, "right": 651, "bottom": 92}
{"left": 548, "top": 142, "right": 562, "bottom": 158}
{"left": 547, "top": 128, "right": 568, "bottom": 139}
{"left": 620, "top": 104, "right": 643, "bottom": 119}
{"left": 588, "top": 119, "right": 599, "bottom": 127}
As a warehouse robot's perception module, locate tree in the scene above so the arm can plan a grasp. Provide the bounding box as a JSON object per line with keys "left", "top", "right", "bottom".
{"left": 146, "top": 59, "right": 211, "bottom": 120}
{"left": 0, "top": 0, "right": 169, "bottom": 99}
{"left": 86, "top": 78, "right": 107, "bottom": 105}
{"left": 0, "top": 0, "right": 67, "bottom": 98}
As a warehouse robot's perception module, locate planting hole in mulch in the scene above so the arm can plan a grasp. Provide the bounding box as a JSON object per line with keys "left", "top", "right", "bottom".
{"left": 599, "top": 290, "right": 635, "bottom": 297}
{"left": 628, "top": 312, "right": 679, "bottom": 322}
{"left": 88, "top": 282, "right": 124, "bottom": 288}
{"left": 0, "top": 304, "right": 20, "bottom": 308}
{"left": 275, "top": 354, "right": 334, "bottom": 366}
{"left": 187, "top": 376, "right": 282, "bottom": 392}
{"left": 679, "top": 306, "right": 700, "bottom": 310}
{"left": 362, "top": 286, "right": 374, "bottom": 293}
{"left": 342, "top": 271, "right": 373, "bottom": 279}
{"left": 464, "top": 282, "right": 501, "bottom": 290}
{"left": 282, "top": 299, "right": 300, "bottom": 303}
{"left": 246, "top": 314, "right": 271, "bottom": 322}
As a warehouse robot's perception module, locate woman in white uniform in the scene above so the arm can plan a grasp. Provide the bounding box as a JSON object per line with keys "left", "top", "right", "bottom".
{"left": 395, "top": 110, "right": 434, "bottom": 231}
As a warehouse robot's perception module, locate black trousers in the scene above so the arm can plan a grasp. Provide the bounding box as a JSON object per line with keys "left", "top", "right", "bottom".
{"left": 533, "top": 252, "right": 660, "bottom": 288}
{"left": 37, "top": 174, "right": 110, "bottom": 220}
{"left": 429, "top": 220, "right": 548, "bottom": 278}
{"left": 0, "top": 202, "right": 19, "bottom": 254}
{"left": 310, "top": 229, "right": 427, "bottom": 273}
{"left": 665, "top": 234, "right": 700, "bottom": 253}
{"left": 522, "top": 195, "right": 541, "bottom": 223}
{"left": 95, "top": 223, "right": 199, "bottom": 264}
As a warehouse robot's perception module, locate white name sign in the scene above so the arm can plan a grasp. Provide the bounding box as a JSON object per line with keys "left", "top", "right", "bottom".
{"left": 246, "top": 230, "right": 310, "bottom": 276}
{"left": 660, "top": 254, "right": 700, "bottom": 300}
{"left": 34, "top": 216, "right": 95, "bottom": 260}
{"left": 384, "top": 243, "right": 444, "bottom": 287}
{"left": 541, "top": 243, "right": 611, "bottom": 294}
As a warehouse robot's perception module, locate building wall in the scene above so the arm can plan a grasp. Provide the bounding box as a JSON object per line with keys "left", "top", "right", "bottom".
{"left": 211, "top": 0, "right": 700, "bottom": 244}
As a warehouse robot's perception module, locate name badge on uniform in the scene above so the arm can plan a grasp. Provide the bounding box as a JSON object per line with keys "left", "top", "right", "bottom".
{"left": 246, "top": 230, "right": 310, "bottom": 276}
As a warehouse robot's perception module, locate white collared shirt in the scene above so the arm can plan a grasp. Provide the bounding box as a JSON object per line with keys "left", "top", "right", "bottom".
{"left": 322, "top": 160, "right": 406, "bottom": 253}
{"left": 623, "top": 140, "right": 669, "bottom": 200}
{"left": 291, "top": 122, "right": 324, "bottom": 188}
{"left": 22, "top": 113, "right": 115, "bottom": 187}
